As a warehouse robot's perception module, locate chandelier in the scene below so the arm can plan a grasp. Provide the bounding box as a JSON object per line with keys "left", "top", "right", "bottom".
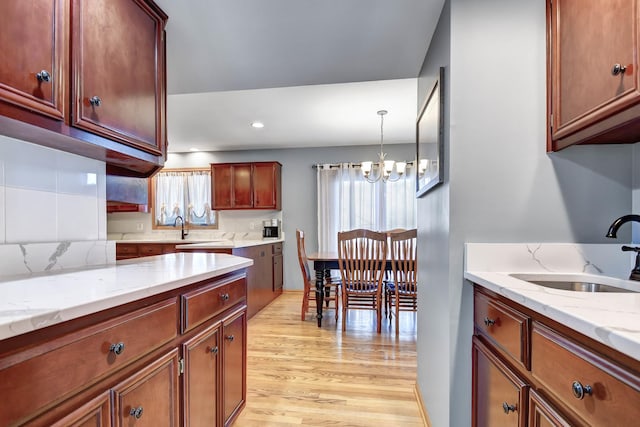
{"left": 361, "top": 110, "right": 406, "bottom": 183}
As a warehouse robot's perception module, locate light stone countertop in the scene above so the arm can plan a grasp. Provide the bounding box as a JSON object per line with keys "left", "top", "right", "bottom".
{"left": 0, "top": 252, "right": 253, "bottom": 341}
{"left": 465, "top": 243, "right": 640, "bottom": 362}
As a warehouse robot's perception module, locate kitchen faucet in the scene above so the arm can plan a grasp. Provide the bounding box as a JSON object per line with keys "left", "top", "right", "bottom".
{"left": 174, "top": 216, "right": 189, "bottom": 240}
{"left": 605, "top": 214, "right": 640, "bottom": 281}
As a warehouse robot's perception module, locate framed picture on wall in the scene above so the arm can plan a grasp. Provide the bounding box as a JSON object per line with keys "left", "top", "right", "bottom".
{"left": 416, "top": 67, "right": 445, "bottom": 198}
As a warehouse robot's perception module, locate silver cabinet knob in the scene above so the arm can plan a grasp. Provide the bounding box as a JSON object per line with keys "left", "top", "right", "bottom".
{"left": 36, "top": 70, "right": 51, "bottom": 83}
{"left": 89, "top": 96, "right": 102, "bottom": 107}
{"left": 502, "top": 402, "right": 516, "bottom": 414}
{"left": 129, "top": 406, "right": 143, "bottom": 419}
{"left": 483, "top": 317, "right": 496, "bottom": 326}
{"left": 571, "top": 380, "right": 593, "bottom": 399}
{"left": 226, "top": 335, "right": 235, "bottom": 342}
{"left": 612, "top": 63, "right": 627, "bottom": 76}
{"left": 209, "top": 346, "right": 219, "bottom": 354}
{"left": 109, "top": 342, "right": 125, "bottom": 355}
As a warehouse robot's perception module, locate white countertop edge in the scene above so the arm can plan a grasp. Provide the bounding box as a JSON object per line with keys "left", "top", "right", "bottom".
{"left": 0, "top": 253, "right": 253, "bottom": 341}
{"left": 465, "top": 270, "right": 640, "bottom": 362}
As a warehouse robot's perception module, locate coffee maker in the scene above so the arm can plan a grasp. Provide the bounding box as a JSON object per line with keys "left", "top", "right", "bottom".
{"left": 262, "top": 219, "right": 281, "bottom": 239}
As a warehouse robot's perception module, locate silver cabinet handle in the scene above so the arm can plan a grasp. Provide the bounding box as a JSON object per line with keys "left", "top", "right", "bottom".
{"left": 109, "top": 342, "right": 125, "bottom": 355}
{"left": 571, "top": 380, "right": 593, "bottom": 400}
{"left": 226, "top": 335, "right": 234, "bottom": 342}
{"left": 612, "top": 63, "right": 627, "bottom": 76}
{"left": 502, "top": 402, "right": 516, "bottom": 414}
{"left": 484, "top": 317, "right": 496, "bottom": 326}
{"left": 129, "top": 406, "right": 143, "bottom": 419}
{"left": 89, "top": 96, "right": 102, "bottom": 107}
{"left": 36, "top": 70, "right": 51, "bottom": 82}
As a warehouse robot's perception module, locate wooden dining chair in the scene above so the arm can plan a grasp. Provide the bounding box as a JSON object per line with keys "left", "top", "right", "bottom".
{"left": 385, "top": 229, "right": 417, "bottom": 334}
{"left": 296, "top": 229, "right": 340, "bottom": 321}
{"left": 337, "top": 229, "right": 388, "bottom": 333}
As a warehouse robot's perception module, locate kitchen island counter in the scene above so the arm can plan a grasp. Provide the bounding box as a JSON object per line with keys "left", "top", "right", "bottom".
{"left": 0, "top": 252, "right": 252, "bottom": 341}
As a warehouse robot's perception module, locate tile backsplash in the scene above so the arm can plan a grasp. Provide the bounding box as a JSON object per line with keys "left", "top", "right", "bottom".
{"left": 0, "top": 135, "right": 106, "bottom": 243}
{"left": 0, "top": 136, "right": 112, "bottom": 278}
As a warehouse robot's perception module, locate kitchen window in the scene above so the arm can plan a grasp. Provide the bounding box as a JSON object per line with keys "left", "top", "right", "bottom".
{"left": 151, "top": 168, "right": 218, "bottom": 229}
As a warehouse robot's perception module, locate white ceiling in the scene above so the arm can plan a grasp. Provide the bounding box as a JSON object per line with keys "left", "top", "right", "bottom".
{"left": 155, "top": 0, "right": 445, "bottom": 153}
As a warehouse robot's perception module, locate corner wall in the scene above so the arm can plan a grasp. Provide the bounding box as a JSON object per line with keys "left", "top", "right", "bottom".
{"left": 417, "top": 1, "right": 634, "bottom": 426}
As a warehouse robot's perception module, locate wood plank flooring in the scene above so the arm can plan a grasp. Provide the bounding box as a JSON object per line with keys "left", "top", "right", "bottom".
{"left": 233, "top": 291, "right": 422, "bottom": 426}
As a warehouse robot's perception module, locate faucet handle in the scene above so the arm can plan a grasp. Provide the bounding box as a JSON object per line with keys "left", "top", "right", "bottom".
{"left": 621, "top": 246, "right": 640, "bottom": 253}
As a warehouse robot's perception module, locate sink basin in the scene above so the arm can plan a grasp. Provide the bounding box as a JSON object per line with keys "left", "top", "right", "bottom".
{"left": 509, "top": 273, "right": 638, "bottom": 293}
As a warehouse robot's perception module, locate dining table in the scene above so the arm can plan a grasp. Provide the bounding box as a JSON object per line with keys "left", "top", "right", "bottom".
{"left": 307, "top": 252, "right": 397, "bottom": 327}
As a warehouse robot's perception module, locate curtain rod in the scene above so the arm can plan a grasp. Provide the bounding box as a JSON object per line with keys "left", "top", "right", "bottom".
{"left": 312, "top": 160, "right": 417, "bottom": 169}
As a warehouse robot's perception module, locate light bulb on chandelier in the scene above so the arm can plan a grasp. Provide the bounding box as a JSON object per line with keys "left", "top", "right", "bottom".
{"left": 361, "top": 110, "right": 406, "bottom": 183}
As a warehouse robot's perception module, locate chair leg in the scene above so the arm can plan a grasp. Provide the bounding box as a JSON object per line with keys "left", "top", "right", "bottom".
{"left": 395, "top": 294, "right": 400, "bottom": 336}
{"left": 376, "top": 297, "right": 382, "bottom": 334}
{"left": 334, "top": 287, "right": 339, "bottom": 321}
{"left": 301, "top": 287, "right": 309, "bottom": 321}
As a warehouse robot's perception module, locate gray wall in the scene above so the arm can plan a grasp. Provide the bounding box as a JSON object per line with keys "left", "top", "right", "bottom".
{"left": 166, "top": 143, "right": 415, "bottom": 292}
{"left": 418, "top": 0, "right": 634, "bottom": 426}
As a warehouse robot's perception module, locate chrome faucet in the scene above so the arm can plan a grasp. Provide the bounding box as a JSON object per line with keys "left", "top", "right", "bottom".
{"left": 174, "top": 215, "right": 189, "bottom": 240}
{"left": 606, "top": 214, "right": 640, "bottom": 281}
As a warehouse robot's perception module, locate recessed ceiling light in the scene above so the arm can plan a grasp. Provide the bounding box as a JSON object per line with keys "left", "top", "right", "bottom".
{"left": 189, "top": 147, "right": 200, "bottom": 152}
{"left": 251, "top": 121, "right": 264, "bottom": 128}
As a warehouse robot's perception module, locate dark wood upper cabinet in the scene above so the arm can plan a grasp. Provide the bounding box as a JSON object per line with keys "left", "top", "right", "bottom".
{"left": 0, "top": 0, "right": 65, "bottom": 120}
{"left": 548, "top": 0, "right": 640, "bottom": 151}
{"left": 71, "top": 0, "right": 164, "bottom": 156}
{"left": 211, "top": 162, "right": 282, "bottom": 210}
{"left": 253, "top": 162, "right": 282, "bottom": 209}
{"left": 0, "top": 0, "right": 167, "bottom": 177}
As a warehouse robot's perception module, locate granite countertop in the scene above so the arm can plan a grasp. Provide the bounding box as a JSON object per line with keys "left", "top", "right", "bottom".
{"left": 465, "top": 243, "right": 640, "bottom": 362}
{"left": 0, "top": 252, "right": 253, "bottom": 341}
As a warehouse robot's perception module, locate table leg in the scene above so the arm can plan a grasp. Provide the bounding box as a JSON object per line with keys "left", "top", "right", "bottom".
{"left": 315, "top": 266, "right": 324, "bottom": 327}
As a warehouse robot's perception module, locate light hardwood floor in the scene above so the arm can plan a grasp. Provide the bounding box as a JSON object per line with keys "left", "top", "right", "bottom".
{"left": 233, "top": 291, "right": 422, "bottom": 426}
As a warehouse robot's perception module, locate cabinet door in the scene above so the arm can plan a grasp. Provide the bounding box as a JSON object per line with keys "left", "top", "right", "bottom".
{"left": 223, "top": 310, "right": 246, "bottom": 426}
{"left": 528, "top": 390, "right": 573, "bottom": 427}
{"left": 550, "top": 0, "right": 640, "bottom": 144}
{"left": 45, "top": 391, "right": 111, "bottom": 427}
{"left": 273, "top": 253, "right": 283, "bottom": 292}
{"left": 71, "top": 0, "right": 166, "bottom": 155}
{"left": 182, "top": 323, "right": 220, "bottom": 427}
{"left": 0, "top": 0, "right": 65, "bottom": 120}
{"left": 232, "top": 164, "right": 253, "bottom": 208}
{"left": 253, "top": 162, "right": 281, "bottom": 209}
{"left": 212, "top": 164, "right": 233, "bottom": 209}
{"left": 112, "top": 349, "right": 180, "bottom": 427}
{"left": 472, "top": 338, "right": 528, "bottom": 427}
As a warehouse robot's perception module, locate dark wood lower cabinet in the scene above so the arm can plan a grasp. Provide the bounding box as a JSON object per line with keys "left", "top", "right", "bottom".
{"left": 112, "top": 349, "right": 180, "bottom": 427}
{"left": 182, "top": 323, "right": 219, "bottom": 427}
{"left": 223, "top": 310, "right": 246, "bottom": 426}
{"left": 472, "top": 337, "right": 528, "bottom": 427}
{"left": 472, "top": 285, "right": 640, "bottom": 427}
{"left": 1, "top": 271, "right": 248, "bottom": 427}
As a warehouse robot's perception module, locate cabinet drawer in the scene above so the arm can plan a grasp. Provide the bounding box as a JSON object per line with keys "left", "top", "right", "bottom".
{"left": 474, "top": 292, "right": 529, "bottom": 369}
{"left": 138, "top": 244, "right": 164, "bottom": 256}
{"left": 116, "top": 244, "right": 139, "bottom": 255}
{"left": 181, "top": 276, "right": 246, "bottom": 333}
{"left": 0, "top": 298, "right": 178, "bottom": 426}
{"left": 531, "top": 323, "right": 640, "bottom": 426}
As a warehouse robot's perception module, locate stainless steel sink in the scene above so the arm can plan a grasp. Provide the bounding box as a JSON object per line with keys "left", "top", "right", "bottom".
{"left": 509, "top": 273, "right": 638, "bottom": 293}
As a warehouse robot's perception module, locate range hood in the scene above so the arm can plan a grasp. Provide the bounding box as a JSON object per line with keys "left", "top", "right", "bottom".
{"left": 106, "top": 175, "right": 149, "bottom": 213}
